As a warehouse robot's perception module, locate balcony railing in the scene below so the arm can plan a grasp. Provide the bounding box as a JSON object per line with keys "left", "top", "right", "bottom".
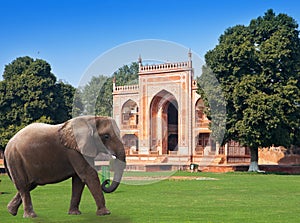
{"left": 121, "top": 124, "right": 138, "bottom": 129}
{"left": 114, "top": 84, "right": 139, "bottom": 92}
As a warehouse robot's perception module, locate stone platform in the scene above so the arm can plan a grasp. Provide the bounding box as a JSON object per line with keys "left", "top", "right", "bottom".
{"left": 124, "top": 163, "right": 300, "bottom": 174}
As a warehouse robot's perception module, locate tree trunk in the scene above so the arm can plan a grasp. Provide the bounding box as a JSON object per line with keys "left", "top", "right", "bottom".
{"left": 248, "top": 147, "right": 262, "bottom": 172}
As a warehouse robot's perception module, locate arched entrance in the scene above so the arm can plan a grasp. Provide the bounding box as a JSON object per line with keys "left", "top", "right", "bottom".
{"left": 150, "top": 90, "right": 178, "bottom": 154}
{"left": 194, "top": 98, "right": 215, "bottom": 154}
{"left": 121, "top": 99, "right": 138, "bottom": 129}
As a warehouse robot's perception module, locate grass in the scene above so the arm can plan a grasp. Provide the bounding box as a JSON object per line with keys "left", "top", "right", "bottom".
{"left": 1, "top": 171, "right": 300, "bottom": 222}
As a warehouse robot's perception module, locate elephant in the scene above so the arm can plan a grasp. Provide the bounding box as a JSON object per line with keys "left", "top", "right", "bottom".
{"left": 4, "top": 116, "right": 126, "bottom": 218}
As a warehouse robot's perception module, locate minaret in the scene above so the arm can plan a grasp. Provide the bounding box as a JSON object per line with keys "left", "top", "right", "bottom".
{"left": 188, "top": 48, "right": 192, "bottom": 68}
{"left": 138, "top": 54, "right": 142, "bottom": 72}
{"left": 112, "top": 76, "right": 116, "bottom": 91}
{"left": 188, "top": 48, "right": 193, "bottom": 163}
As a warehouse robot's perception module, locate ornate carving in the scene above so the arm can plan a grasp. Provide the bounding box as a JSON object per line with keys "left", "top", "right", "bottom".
{"left": 147, "top": 84, "right": 180, "bottom": 100}
{"left": 140, "top": 61, "right": 189, "bottom": 73}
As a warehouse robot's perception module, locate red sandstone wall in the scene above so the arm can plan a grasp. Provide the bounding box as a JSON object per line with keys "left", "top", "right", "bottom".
{"left": 259, "top": 147, "right": 300, "bottom": 165}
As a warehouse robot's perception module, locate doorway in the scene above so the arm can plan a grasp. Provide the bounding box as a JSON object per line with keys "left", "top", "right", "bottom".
{"left": 150, "top": 90, "right": 178, "bottom": 154}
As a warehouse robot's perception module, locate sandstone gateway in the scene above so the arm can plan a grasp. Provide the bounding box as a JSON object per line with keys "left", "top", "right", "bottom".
{"left": 112, "top": 53, "right": 251, "bottom": 171}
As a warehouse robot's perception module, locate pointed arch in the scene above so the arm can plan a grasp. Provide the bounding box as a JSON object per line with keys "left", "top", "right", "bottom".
{"left": 194, "top": 98, "right": 214, "bottom": 154}
{"left": 195, "top": 98, "right": 208, "bottom": 128}
{"left": 122, "top": 134, "right": 138, "bottom": 153}
{"left": 150, "top": 90, "right": 178, "bottom": 154}
{"left": 121, "top": 99, "right": 138, "bottom": 129}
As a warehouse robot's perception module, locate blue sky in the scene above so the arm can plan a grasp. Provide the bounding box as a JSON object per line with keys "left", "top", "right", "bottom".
{"left": 1, "top": 0, "right": 300, "bottom": 86}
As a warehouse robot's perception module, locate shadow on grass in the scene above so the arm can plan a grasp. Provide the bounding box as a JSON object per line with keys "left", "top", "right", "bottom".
{"left": 28, "top": 213, "right": 132, "bottom": 223}
{"left": 82, "top": 215, "right": 131, "bottom": 223}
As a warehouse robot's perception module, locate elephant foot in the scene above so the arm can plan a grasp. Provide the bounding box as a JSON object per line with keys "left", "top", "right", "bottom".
{"left": 7, "top": 206, "right": 18, "bottom": 216}
{"left": 96, "top": 207, "right": 111, "bottom": 216}
{"left": 7, "top": 202, "right": 20, "bottom": 216}
{"left": 23, "top": 211, "right": 37, "bottom": 218}
{"left": 68, "top": 209, "right": 82, "bottom": 215}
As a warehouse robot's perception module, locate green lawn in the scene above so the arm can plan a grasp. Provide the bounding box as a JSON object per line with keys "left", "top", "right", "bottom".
{"left": 1, "top": 172, "right": 300, "bottom": 223}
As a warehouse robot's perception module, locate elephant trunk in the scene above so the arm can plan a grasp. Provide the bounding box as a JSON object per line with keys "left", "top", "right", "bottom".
{"left": 102, "top": 150, "right": 126, "bottom": 193}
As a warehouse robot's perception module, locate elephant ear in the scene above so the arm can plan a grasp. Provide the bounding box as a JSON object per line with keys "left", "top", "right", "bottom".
{"left": 59, "top": 117, "right": 98, "bottom": 157}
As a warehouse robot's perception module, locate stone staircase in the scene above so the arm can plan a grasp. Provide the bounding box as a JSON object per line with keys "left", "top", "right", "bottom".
{"left": 126, "top": 155, "right": 166, "bottom": 164}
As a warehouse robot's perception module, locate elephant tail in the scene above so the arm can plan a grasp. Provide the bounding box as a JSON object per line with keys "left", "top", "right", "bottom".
{"left": 3, "top": 155, "right": 12, "bottom": 180}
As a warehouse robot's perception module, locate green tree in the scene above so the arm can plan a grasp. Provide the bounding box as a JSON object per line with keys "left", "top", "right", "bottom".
{"left": 53, "top": 81, "right": 79, "bottom": 123}
{"left": 205, "top": 9, "right": 300, "bottom": 171}
{"left": 0, "top": 57, "right": 77, "bottom": 150}
{"left": 197, "top": 65, "right": 227, "bottom": 144}
{"left": 2, "top": 56, "right": 33, "bottom": 80}
{"left": 81, "top": 75, "right": 109, "bottom": 115}
{"left": 80, "top": 62, "right": 139, "bottom": 116}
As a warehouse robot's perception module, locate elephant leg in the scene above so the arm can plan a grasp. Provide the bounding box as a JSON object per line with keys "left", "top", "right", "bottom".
{"left": 84, "top": 168, "right": 111, "bottom": 216}
{"left": 20, "top": 190, "right": 37, "bottom": 218}
{"left": 7, "top": 192, "right": 22, "bottom": 216}
{"left": 69, "top": 155, "right": 110, "bottom": 216}
{"left": 68, "top": 175, "right": 85, "bottom": 215}
{"left": 8, "top": 158, "right": 37, "bottom": 218}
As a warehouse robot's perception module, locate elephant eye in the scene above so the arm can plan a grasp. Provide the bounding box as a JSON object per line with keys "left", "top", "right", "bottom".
{"left": 102, "top": 134, "right": 110, "bottom": 140}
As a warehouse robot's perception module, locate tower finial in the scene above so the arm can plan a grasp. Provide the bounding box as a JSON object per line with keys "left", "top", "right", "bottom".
{"left": 188, "top": 49, "right": 192, "bottom": 68}
{"left": 188, "top": 48, "right": 192, "bottom": 60}
{"left": 112, "top": 76, "right": 116, "bottom": 91}
{"left": 138, "top": 54, "right": 142, "bottom": 65}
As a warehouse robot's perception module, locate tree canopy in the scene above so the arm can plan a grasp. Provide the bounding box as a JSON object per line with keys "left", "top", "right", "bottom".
{"left": 204, "top": 9, "right": 300, "bottom": 171}
{"left": 79, "top": 62, "right": 139, "bottom": 116}
{"left": 0, "top": 57, "right": 76, "bottom": 150}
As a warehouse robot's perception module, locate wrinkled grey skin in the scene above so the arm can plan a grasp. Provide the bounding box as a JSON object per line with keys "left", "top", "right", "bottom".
{"left": 4, "top": 116, "right": 126, "bottom": 218}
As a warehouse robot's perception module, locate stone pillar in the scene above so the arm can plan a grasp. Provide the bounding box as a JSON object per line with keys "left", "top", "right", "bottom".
{"left": 225, "top": 143, "right": 228, "bottom": 158}
{"left": 215, "top": 142, "right": 220, "bottom": 156}
{"left": 177, "top": 70, "right": 191, "bottom": 156}
{"left": 138, "top": 77, "right": 150, "bottom": 154}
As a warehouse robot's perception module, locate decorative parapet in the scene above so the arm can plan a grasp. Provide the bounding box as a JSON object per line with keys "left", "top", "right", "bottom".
{"left": 113, "top": 84, "right": 139, "bottom": 94}
{"left": 139, "top": 61, "right": 191, "bottom": 73}
{"left": 113, "top": 60, "right": 193, "bottom": 94}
